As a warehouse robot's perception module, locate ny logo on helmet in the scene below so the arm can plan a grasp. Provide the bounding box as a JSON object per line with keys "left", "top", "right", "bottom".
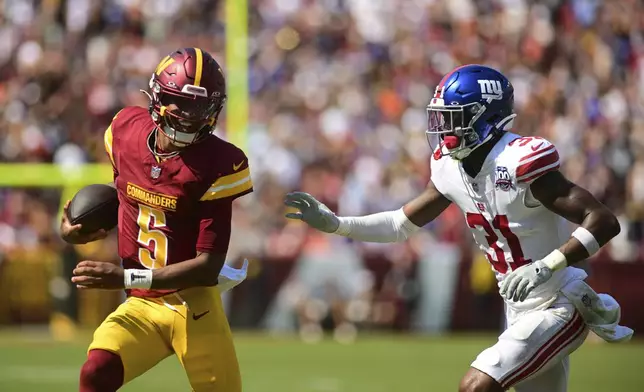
{"left": 478, "top": 79, "right": 503, "bottom": 101}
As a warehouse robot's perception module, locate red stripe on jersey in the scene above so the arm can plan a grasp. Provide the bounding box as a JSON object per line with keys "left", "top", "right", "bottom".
{"left": 516, "top": 150, "right": 560, "bottom": 179}
{"left": 518, "top": 164, "right": 560, "bottom": 184}
{"left": 519, "top": 145, "right": 555, "bottom": 162}
{"left": 500, "top": 312, "right": 586, "bottom": 388}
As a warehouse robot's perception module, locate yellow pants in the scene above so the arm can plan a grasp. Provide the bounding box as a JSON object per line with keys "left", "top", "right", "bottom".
{"left": 88, "top": 286, "right": 241, "bottom": 391}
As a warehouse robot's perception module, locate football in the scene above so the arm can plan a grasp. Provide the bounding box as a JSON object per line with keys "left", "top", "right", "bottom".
{"left": 67, "top": 184, "right": 119, "bottom": 234}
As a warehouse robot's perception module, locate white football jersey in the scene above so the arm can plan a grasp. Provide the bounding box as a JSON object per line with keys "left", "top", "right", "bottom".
{"left": 431, "top": 132, "right": 586, "bottom": 310}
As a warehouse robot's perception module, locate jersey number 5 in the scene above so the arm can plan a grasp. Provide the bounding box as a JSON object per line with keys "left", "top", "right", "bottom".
{"left": 137, "top": 204, "right": 169, "bottom": 269}
{"left": 466, "top": 213, "right": 531, "bottom": 274}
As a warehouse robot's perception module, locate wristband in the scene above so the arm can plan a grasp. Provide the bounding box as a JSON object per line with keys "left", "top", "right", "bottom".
{"left": 124, "top": 269, "right": 153, "bottom": 289}
{"left": 541, "top": 249, "right": 568, "bottom": 271}
{"left": 571, "top": 227, "right": 600, "bottom": 256}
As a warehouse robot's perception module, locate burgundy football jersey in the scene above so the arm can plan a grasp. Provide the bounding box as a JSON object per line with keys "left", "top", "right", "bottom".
{"left": 103, "top": 106, "right": 252, "bottom": 297}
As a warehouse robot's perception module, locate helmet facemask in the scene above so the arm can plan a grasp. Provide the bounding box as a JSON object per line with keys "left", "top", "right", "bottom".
{"left": 426, "top": 102, "right": 487, "bottom": 160}
{"left": 146, "top": 77, "right": 226, "bottom": 155}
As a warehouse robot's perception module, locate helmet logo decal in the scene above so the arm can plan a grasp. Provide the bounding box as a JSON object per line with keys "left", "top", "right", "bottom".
{"left": 478, "top": 80, "right": 503, "bottom": 102}
{"left": 155, "top": 56, "right": 175, "bottom": 76}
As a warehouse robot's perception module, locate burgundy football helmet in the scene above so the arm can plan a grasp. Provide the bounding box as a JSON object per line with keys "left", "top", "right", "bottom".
{"left": 145, "top": 48, "right": 226, "bottom": 155}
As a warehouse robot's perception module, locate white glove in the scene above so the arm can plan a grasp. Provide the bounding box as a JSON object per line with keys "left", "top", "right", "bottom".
{"left": 499, "top": 260, "right": 553, "bottom": 302}
{"left": 283, "top": 192, "right": 340, "bottom": 233}
{"left": 217, "top": 259, "right": 249, "bottom": 293}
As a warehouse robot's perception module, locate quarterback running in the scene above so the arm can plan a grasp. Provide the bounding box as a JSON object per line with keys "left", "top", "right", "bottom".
{"left": 60, "top": 48, "right": 252, "bottom": 392}
{"left": 285, "top": 65, "right": 633, "bottom": 392}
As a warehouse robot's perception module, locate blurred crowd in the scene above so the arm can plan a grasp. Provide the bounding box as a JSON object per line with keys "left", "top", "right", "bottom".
{"left": 1, "top": 0, "right": 644, "bottom": 331}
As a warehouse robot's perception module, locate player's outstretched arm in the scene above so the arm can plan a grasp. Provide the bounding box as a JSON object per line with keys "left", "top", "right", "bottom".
{"left": 530, "top": 170, "right": 620, "bottom": 265}
{"left": 500, "top": 170, "right": 620, "bottom": 302}
{"left": 283, "top": 181, "right": 451, "bottom": 243}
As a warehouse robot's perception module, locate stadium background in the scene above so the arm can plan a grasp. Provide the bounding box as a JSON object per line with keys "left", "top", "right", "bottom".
{"left": 0, "top": 0, "right": 643, "bottom": 390}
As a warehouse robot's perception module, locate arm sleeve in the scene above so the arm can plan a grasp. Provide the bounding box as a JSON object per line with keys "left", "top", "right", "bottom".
{"left": 196, "top": 200, "right": 233, "bottom": 254}
{"left": 334, "top": 208, "right": 422, "bottom": 243}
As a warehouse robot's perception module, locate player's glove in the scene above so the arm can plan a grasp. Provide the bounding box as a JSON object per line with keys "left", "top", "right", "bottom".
{"left": 499, "top": 260, "right": 553, "bottom": 302}
{"left": 283, "top": 192, "right": 340, "bottom": 233}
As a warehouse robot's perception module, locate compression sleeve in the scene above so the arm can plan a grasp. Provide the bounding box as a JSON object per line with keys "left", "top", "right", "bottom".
{"left": 333, "top": 208, "right": 421, "bottom": 243}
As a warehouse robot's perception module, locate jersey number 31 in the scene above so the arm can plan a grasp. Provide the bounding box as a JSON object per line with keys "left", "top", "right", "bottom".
{"left": 466, "top": 213, "right": 531, "bottom": 274}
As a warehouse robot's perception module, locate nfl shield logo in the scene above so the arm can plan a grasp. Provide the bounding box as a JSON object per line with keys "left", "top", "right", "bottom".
{"left": 151, "top": 166, "right": 162, "bottom": 179}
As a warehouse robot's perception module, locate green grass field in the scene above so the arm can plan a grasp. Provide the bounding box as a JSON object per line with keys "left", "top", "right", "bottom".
{"left": 0, "top": 330, "right": 641, "bottom": 391}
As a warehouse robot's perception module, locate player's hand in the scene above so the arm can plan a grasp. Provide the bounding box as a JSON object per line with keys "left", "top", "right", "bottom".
{"left": 60, "top": 200, "right": 108, "bottom": 244}
{"left": 283, "top": 192, "right": 340, "bottom": 233}
{"left": 72, "top": 261, "right": 125, "bottom": 289}
{"left": 499, "top": 260, "right": 553, "bottom": 302}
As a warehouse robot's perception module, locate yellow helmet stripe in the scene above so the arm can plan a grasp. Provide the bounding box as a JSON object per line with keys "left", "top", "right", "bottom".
{"left": 194, "top": 48, "right": 203, "bottom": 87}
{"left": 155, "top": 56, "right": 175, "bottom": 75}
{"left": 154, "top": 56, "right": 169, "bottom": 73}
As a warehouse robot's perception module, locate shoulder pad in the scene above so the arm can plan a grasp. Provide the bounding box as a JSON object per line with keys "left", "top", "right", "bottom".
{"left": 104, "top": 106, "right": 151, "bottom": 172}
{"left": 110, "top": 106, "right": 149, "bottom": 137}
{"left": 198, "top": 139, "right": 253, "bottom": 202}
{"left": 504, "top": 136, "right": 561, "bottom": 184}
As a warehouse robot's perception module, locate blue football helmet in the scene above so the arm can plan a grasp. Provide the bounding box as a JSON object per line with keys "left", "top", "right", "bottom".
{"left": 426, "top": 64, "right": 516, "bottom": 160}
